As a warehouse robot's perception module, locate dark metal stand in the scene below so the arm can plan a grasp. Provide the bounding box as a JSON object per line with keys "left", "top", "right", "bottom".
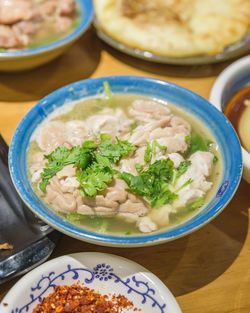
{"left": 0, "top": 134, "right": 59, "bottom": 285}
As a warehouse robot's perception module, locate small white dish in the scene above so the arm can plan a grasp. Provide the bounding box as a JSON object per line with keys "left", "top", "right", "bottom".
{"left": 210, "top": 55, "right": 250, "bottom": 183}
{"left": 0, "top": 252, "right": 182, "bottom": 313}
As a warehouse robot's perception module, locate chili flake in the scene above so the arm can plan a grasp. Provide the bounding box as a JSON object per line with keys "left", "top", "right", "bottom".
{"left": 32, "top": 283, "right": 139, "bottom": 313}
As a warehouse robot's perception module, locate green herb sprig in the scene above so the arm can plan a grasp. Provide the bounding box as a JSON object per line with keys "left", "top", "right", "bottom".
{"left": 39, "top": 134, "right": 134, "bottom": 196}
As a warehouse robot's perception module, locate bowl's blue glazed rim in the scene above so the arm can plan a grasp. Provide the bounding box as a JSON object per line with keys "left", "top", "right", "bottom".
{"left": 9, "top": 76, "right": 243, "bottom": 246}
{"left": 0, "top": 0, "right": 93, "bottom": 58}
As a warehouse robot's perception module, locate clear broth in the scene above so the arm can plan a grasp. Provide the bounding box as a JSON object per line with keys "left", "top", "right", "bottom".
{"left": 27, "top": 94, "right": 222, "bottom": 236}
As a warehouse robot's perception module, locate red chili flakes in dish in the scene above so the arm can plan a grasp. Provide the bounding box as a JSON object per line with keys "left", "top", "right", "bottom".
{"left": 32, "top": 284, "right": 139, "bottom": 313}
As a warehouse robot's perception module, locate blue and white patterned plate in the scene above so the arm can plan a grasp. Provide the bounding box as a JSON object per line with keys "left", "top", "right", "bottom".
{"left": 0, "top": 253, "right": 182, "bottom": 313}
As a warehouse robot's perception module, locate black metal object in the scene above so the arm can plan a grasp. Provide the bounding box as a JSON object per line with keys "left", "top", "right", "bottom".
{"left": 0, "top": 134, "right": 59, "bottom": 284}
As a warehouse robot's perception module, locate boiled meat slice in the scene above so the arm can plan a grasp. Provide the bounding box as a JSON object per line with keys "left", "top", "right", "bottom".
{"left": 136, "top": 216, "right": 158, "bottom": 233}
{"left": 0, "top": 0, "right": 32, "bottom": 25}
{"left": 34, "top": 121, "right": 67, "bottom": 153}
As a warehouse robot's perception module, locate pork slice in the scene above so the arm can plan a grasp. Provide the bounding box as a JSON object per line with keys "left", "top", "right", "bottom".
{"left": 117, "top": 212, "right": 139, "bottom": 223}
{"left": 77, "top": 204, "right": 95, "bottom": 215}
{"left": 168, "top": 153, "right": 184, "bottom": 168}
{"left": 39, "top": 0, "right": 57, "bottom": 17}
{"left": 105, "top": 188, "right": 127, "bottom": 203}
{"left": 94, "top": 206, "right": 117, "bottom": 216}
{"left": 136, "top": 216, "right": 158, "bottom": 233}
{"left": 169, "top": 116, "right": 191, "bottom": 134}
{"left": 12, "top": 19, "right": 41, "bottom": 47}
{"left": 149, "top": 204, "right": 173, "bottom": 227}
{"left": 189, "top": 151, "right": 214, "bottom": 177}
{"left": 54, "top": 16, "right": 73, "bottom": 33}
{"left": 132, "top": 99, "right": 171, "bottom": 119}
{"left": 0, "top": 0, "right": 32, "bottom": 25}
{"left": 83, "top": 195, "right": 119, "bottom": 211}
{"left": 65, "top": 120, "right": 88, "bottom": 146}
{"left": 60, "top": 177, "right": 80, "bottom": 193}
{"left": 58, "top": 0, "right": 76, "bottom": 16}
{"left": 129, "top": 117, "right": 170, "bottom": 145}
{"left": 0, "top": 25, "right": 21, "bottom": 48}
{"left": 157, "top": 134, "right": 188, "bottom": 153}
{"left": 44, "top": 176, "right": 77, "bottom": 213}
{"left": 119, "top": 199, "right": 148, "bottom": 216}
{"left": 35, "top": 121, "right": 67, "bottom": 153}
{"left": 56, "top": 165, "right": 76, "bottom": 180}
{"left": 85, "top": 109, "right": 132, "bottom": 137}
{"left": 172, "top": 151, "right": 214, "bottom": 209}
{"left": 119, "top": 159, "right": 137, "bottom": 175}
{"left": 53, "top": 193, "right": 77, "bottom": 213}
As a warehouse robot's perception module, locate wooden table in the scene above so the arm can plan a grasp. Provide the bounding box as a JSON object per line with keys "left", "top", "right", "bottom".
{"left": 0, "top": 29, "right": 250, "bottom": 313}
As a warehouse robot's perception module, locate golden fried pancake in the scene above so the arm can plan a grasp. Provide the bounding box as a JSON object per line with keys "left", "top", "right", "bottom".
{"left": 94, "top": 0, "right": 250, "bottom": 57}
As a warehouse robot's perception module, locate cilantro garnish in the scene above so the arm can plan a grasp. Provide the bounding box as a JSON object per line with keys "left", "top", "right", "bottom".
{"left": 188, "top": 197, "right": 205, "bottom": 211}
{"left": 76, "top": 154, "right": 113, "bottom": 197}
{"left": 39, "top": 135, "right": 134, "bottom": 195}
{"left": 103, "top": 81, "right": 112, "bottom": 100}
{"left": 39, "top": 146, "right": 93, "bottom": 192}
{"left": 175, "top": 178, "right": 193, "bottom": 193}
{"left": 172, "top": 160, "right": 192, "bottom": 186}
{"left": 120, "top": 159, "right": 178, "bottom": 209}
{"left": 185, "top": 132, "right": 213, "bottom": 157}
{"left": 144, "top": 142, "right": 152, "bottom": 163}
{"left": 144, "top": 140, "right": 167, "bottom": 163}
{"left": 99, "top": 134, "right": 134, "bottom": 163}
{"left": 213, "top": 155, "right": 219, "bottom": 164}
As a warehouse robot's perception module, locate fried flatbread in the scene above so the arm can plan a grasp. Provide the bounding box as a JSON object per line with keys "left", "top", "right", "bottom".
{"left": 94, "top": 0, "right": 250, "bottom": 57}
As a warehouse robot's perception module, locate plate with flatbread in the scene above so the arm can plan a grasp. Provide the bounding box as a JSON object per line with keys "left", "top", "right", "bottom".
{"left": 93, "top": 0, "right": 250, "bottom": 64}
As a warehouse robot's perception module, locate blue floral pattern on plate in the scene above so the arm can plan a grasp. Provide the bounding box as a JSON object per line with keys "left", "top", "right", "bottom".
{"left": 12, "top": 263, "right": 166, "bottom": 313}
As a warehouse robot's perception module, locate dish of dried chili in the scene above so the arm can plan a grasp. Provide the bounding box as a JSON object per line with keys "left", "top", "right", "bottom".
{"left": 32, "top": 283, "right": 140, "bottom": 313}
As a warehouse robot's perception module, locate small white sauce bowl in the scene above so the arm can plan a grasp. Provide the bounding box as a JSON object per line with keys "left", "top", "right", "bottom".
{"left": 210, "top": 55, "right": 250, "bottom": 183}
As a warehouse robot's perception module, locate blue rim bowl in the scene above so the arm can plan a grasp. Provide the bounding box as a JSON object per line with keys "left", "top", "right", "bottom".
{"left": 0, "top": 0, "right": 93, "bottom": 57}
{"left": 9, "top": 76, "right": 243, "bottom": 247}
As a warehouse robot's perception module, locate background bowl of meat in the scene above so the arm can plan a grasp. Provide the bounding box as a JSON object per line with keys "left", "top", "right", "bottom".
{"left": 0, "top": 0, "right": 93, "bottom": 72}
{"left": 9, "top": 76, "right": 242, "bottom": 247}
{"left": 210, "top": 55, "right": 250, "bottom": 183}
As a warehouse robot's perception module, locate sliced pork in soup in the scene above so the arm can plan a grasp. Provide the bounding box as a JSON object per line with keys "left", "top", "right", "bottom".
{"left": 0, "top": 0, "right": 78, "bottom": 50}
{"left": 28, "top": 84, "right": 221, "bottom": 235}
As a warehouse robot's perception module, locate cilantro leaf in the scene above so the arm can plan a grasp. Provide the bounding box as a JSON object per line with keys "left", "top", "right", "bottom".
{"left": 98, "top": 135, "right": 134, "bottom": 163}
{"left": 176, "top": 160, "right": 191, "bottom": 178}
{"left": 120, "top": 158, "right": 177, "bottom": 208}
{"left": 39, "top": 135, "right": 135, "bottom": 194}
{"left": 185, "top": 132, "right": 212, "bottom": 157}
{"left": 188, "top": 197, "right": 205, "bottom": 211}
{"left": 172, "top": 160, "right": 192, "bottom": 186}
{"left": 103, "top": 81, "right": 113, "bottom": 100}
{"left": 213, "top": 155, "right": 219, "bottom": 164}
{"left": 152, "top": 139, "right": 167, "bottom": 153}
{"left": 144, "top": 140, "right": 167, "bottom": 163}
{"left": 76, "top": 154, "right": 114, "bottom": 197}
{"left": 39, "top": 146, "right": 92, "bottom": 192}
{"left": 144, "top": 142, "right": 152, "bottom": 163}
{"left": 175, "top": 178, "right": 193, "bottom": 193}
{"left": 129, "top": 121, "right": 138, "bottom": 133}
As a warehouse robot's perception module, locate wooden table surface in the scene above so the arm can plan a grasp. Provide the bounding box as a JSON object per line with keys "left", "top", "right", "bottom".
{"left": 0, "top": 30, "right": 250, "bottom": 313}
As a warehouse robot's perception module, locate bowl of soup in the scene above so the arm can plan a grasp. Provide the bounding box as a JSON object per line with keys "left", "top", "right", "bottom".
{"left": 9, "top": 76, "right": 242, "bottom": 247}
{"left": 210, "top": 55, "right": 250, "bottom": 183}
{"left": 0, "top": 0, "right": 93, "bottom": 71}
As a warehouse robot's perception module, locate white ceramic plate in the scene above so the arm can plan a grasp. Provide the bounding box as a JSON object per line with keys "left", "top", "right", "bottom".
{"left": 1, "top": 252, "right": 182, "bottom": 313}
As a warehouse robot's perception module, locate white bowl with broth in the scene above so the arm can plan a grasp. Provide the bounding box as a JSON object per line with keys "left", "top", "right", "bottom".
{"left": 9, "top": 76, "right": 242, "bottom": 246}
{"left": 210, "top": 55, "right": 250, "bottom": 183}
